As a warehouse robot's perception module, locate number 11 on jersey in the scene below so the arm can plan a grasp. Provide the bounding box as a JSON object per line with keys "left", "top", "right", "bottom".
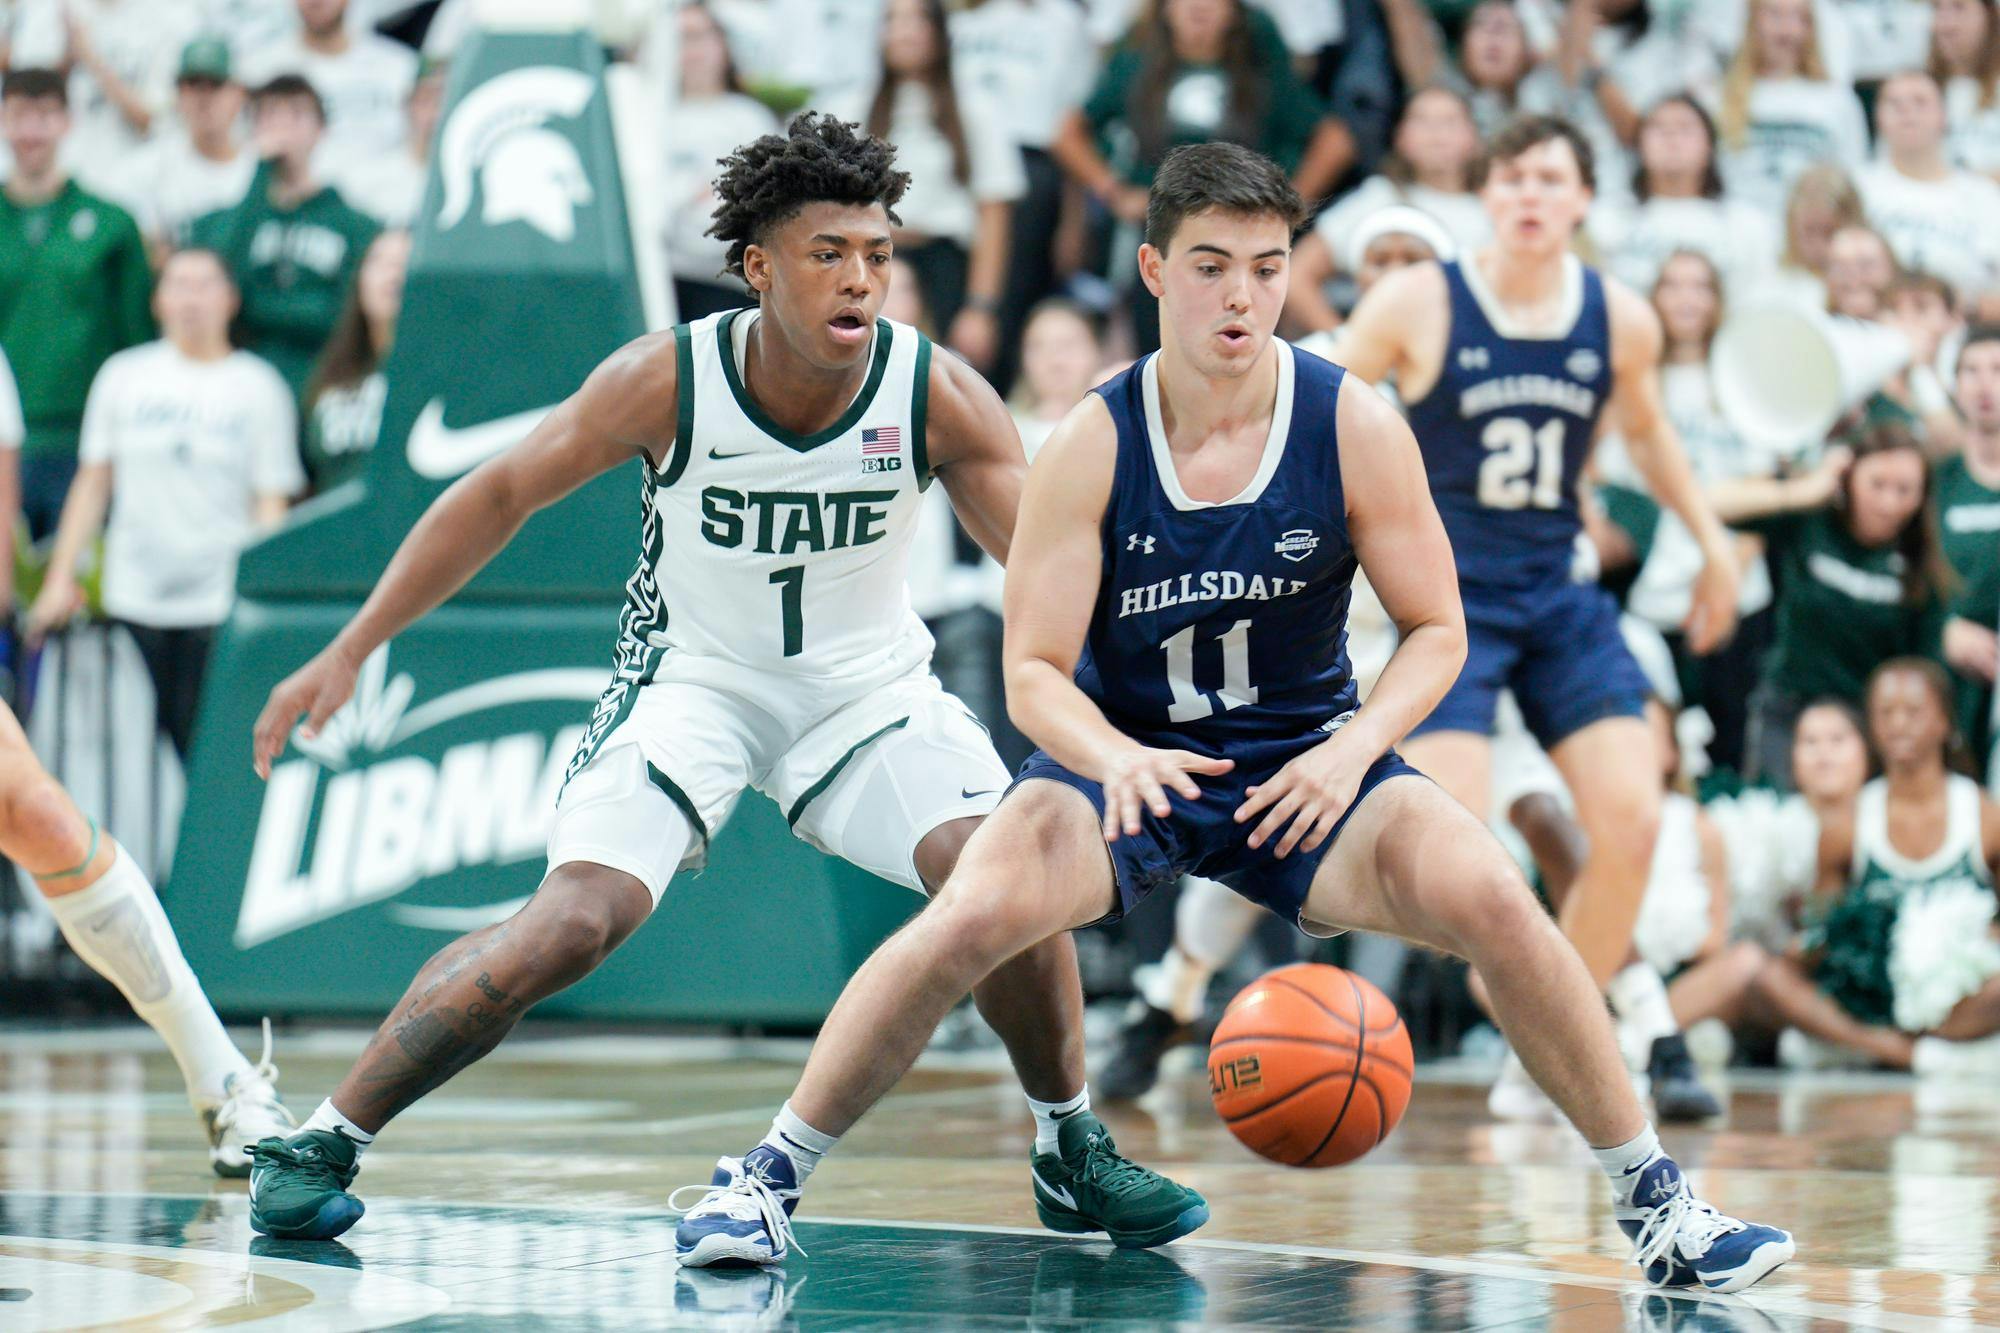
{"left": 1163, "top": 620, "right": 1257, "bottom": 722}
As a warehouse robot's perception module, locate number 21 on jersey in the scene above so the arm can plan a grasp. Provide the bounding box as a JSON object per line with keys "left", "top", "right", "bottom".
{"left": 1477, "top": 417, "right": 1566, "bottom": 510}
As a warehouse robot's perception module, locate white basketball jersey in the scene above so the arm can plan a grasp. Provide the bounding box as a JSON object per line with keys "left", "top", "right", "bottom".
{"left": 606, "top": 308, "right": 937, "bottom": 696}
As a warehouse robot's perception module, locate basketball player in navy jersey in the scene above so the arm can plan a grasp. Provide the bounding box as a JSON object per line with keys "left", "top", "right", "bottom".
{"left": 678, "top": 142, "right": 1793, "bottom": 1294}
{"left": 1338, "top": 117, "right": 1741, "bottom": 1121}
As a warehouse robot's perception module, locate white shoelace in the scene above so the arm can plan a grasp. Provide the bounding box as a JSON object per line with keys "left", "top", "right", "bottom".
{"left": 669, "top": 1170, "right": 808, "bottom": 1258}
{"left": 1632, "top": 1188, "right": 1744, "bottom": 1269}
{"left": 216, "top": 1019, "right": 293, "bottom": 1136}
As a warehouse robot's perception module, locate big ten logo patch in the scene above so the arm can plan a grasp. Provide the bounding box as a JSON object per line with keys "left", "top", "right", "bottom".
{"left": 1210, "top": 1053, "right": 1263, "bottom": 1096}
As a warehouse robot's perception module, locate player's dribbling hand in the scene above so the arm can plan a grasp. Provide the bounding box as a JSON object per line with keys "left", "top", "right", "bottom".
{"left": 1097, "top": 744, "right": 1233, "bottom": 842}
{"left": 252, "top": 646, "right": 361, "bottom": 779}
{"left": 1234, "top": 732, "right": 1372, "bottom": 859}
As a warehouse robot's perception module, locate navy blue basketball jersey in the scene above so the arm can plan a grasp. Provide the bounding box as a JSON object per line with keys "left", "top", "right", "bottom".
{"left": 1077, "top": 341, "right": 1361, "bottom": 745}
{"left": 1403, "top": 256, "right": 1612, "bottom": 588}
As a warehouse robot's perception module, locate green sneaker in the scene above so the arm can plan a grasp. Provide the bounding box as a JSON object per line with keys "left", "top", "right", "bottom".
{"left": 248, "top": 1129, "right": 365, "bottom": 1240}
{"left": 1030, "top": 1111, "right": 1209, "bottom": 1249}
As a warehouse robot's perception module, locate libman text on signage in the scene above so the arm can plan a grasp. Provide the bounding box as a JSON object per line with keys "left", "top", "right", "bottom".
{"left": 237, "top": 649, "right": 603, "bottom": 949}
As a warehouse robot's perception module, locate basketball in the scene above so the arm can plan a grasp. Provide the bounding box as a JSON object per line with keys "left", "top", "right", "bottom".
{"left": 1207, "top": 963, "right": 1414, "bottom": 1168}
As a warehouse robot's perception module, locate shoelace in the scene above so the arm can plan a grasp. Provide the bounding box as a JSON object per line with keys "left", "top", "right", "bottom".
{"left": 1632, "top": 1189, "right": 1745, "bottom": 1269}
{"left": 248, "top": 1136, "right": 351, "bottom": 1191}
{"left": 1072, "top": 1133, "right": 1156, "bottom": 1199}
{"left": 217, "top": 1019, "right": 290, "bottom": 1133}
{"left": 668, "top": 1173, "right": 809, "bottom": 1258}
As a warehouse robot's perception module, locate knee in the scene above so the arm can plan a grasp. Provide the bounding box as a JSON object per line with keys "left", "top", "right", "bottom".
{"left": 924, "top": 881, "right": 1049, "bottom": 970}
{"left": 1722, "top": 939, "right": 1768, "bottom": 980}
{"left": 525, "top": 869, "right": 649, "bottom": 974}
{"left": 1434, "top": 863, "right": 1550, "bottom": 960}
{"left": 2, "top": 771, "right": 89, "bottom": 873}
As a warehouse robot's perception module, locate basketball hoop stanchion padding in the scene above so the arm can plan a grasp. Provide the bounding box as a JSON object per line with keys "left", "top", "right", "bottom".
{"left": 167, "top": 31, "right": 917, "bottom": 1024}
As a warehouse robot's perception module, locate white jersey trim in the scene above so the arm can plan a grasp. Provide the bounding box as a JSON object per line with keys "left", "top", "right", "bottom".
{"left": 1140, "top": 339, "right": 1297, "bottom": 512}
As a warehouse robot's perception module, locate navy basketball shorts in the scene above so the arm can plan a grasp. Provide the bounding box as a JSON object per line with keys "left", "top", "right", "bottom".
{"left": 1412, "top": 577, "right": 1649, "bottom": 748}
{"left": 1010, "top": 729, "right": 1422, "bottom": 930}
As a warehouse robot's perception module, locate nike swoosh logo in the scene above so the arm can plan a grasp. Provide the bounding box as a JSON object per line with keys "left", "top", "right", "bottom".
{"left": 1031, "top": 1165, "right": 1076, "bottom": 1210}
{"left": 961, "top": 788, "right": 998, "bottom": 800}
{"left": 406, "top": 398, "right": 557, "bottom": 479}
{"left": 708, "top": 446, "right": 759, "bottom": 461}
{"left": 247, "top": 1173, "right": 258, "bottom": 1203}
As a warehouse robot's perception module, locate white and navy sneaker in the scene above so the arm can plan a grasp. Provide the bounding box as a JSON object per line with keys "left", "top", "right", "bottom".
{"left": 205, "top": 1022, "right": 296, "bottom": 1178}
{"left": 671, "top": 1146, "right": 806, "bottom": 1268}
{"left": 1617, "top": 1154, "right": 1794, "bottom": 1293}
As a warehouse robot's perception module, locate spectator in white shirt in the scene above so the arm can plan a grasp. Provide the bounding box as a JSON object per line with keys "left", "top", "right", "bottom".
{"left": 1929, "top": 0, "right": 2000, "bottom": 176}
{"left": 1857, "top": 69, "right": 2000, "bottom": 300}
{"left": 330, "top": 57, "right": 442, "bottom": 226}
{"left": 665, "top": 3, "right": 778, "bottom": 322}
{"left": 949, "top": 0, "right": 1097, "bottom": 391}
{"left": 1825, "top": 221, "right": 1899, "bottom": 319}
{"left": 10, "top": 0, "right": 195, "bottom": 188}
{"left": 27, "top": 247, "right": 302, "bottom": 757}
{"left": 828, "top": 0, "right": 1024, "bottom": 373}
{"left": 1718, "top": 0, "right": 1869, "bottom": 212}
{"left": 1384, "top": 0, "right": 1566, "bottom": 136}
{"left": 245, "top": 0, "right": 417, "bottom": 174}
{"left": 1752, "top": 161, "right": 1866, "bottom": 309}
{"left": 120, "top": 38, "right": 255, "bottom": 248}
{"left": 1285, "top": 86, "right": 1489, "bottom": 333}
{"left": 1834, "top": 0, "right": 1934, "bottom": 84}
{"left": 1590, "top": 93, "right": 1780, "bottom": 296}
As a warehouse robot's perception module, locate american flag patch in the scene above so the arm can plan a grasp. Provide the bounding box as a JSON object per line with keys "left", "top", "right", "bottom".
{"left": 861, "top": 426, "right": 901, "bottom": 455}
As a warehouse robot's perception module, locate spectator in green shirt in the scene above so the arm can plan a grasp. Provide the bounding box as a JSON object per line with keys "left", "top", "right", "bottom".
{"left": 1939, "top": 326, "right": 2000, "bottom": 779}
{"left": 1051, "top": 0, "right": 1352, "bottom": 351}
{"left": 0, "top": 68, "right": 155, "bottom": 539}
{"left": 189, "top": 74, "right": 380, "bottom": 409}
{"left": 1710, "top": 423, "right": 1955, "bottom": 789}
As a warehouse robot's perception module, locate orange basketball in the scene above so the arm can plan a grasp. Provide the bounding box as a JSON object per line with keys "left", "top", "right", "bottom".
{"left": 1207, "top": 962, "right": 1413, "bottom": 1168}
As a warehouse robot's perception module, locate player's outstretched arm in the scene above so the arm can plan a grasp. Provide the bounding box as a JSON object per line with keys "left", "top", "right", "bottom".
{"left": 1603, "top": 280, "right": 1740, "bottom": 654}
{"left": 926, "top": 346, "right": 1027, "bottom": 566}
{"left": 1324, "top": 262, "right": 1440, "bottom": 387}
{"left": 251, "top": 333, "right": 679, "bottom": 778}
{"left": 1003, "top": 396, "right": 1232, "bottom": 841}
{"left": 1234, "top": 375, "right": 1466, "bottom": 856}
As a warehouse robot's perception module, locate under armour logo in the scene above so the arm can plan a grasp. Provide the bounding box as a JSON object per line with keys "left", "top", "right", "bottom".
{"left": 1127, "top": 533, "right": 1157, "bottom": 553}
{"left": 1458, "top": 347, "right": 1490, "bottom": 371}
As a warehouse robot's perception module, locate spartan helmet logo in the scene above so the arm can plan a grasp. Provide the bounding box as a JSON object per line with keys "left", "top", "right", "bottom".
{"left": 437, "top": 66, "right": 597, "bottom": 243}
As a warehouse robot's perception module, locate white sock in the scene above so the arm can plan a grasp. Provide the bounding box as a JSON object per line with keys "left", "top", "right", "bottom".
{"left": 1139, "top": 946, "right": 1214, "bottom": 1024}
{"left": 759, "top": 1100, "right": 837, "bottom": 1186}
{"left": 1607, "top": 963, "right": 1680, "bottom": 1048}
{"left": 42, "top": 847, "right": 252, "bottom": 1109}
{"left": 1027, "top": 1087, "right": 1089, "bottom": 1156}
{"left": 302, "top": 1099, "right": 376, "bottom": 1150}
{"left": 1590, "top": 1123, "right": 1669, "bottom": 1208}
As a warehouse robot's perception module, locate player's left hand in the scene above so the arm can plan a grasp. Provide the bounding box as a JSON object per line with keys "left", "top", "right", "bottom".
{"left": 1683, "top": 547, "right": 1740, "bottom": 655}
{"left": 1233, "top": 730, "right": 1375, "bottom": 859}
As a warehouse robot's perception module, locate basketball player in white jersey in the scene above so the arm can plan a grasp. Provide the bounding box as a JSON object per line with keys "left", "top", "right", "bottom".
{"left": 0, "top": 698, "right": 295, "bottom": 1174}
{"left": 241, "top": 115, "right": 1199, "bottom": 1247}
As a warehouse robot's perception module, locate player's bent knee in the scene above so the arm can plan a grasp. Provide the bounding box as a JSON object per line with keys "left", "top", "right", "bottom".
{"left": 1440, "top": 866, "right": 1551, "bottom": 960}
{"left": 527, "top": 864, "right": 651, "bottom": 973}
{"left": 1, "top": 773, "right": 89, "bottom": 874}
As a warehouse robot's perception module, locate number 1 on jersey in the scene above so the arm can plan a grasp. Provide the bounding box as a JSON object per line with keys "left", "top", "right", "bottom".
{"left": 1164, "top": 620, "right": 1257, "bottom": 722}
{"left": 770, "top": 565, "right": 805, "bottom": 657}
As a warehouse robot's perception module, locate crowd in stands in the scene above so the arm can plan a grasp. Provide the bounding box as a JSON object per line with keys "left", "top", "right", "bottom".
{"left": 0, "top": 0, "right": 1995, "bottom": 1077}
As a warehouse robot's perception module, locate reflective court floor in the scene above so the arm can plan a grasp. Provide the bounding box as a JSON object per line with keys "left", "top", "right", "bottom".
{"left": 1, "top": 1026, "right": 1996, "bottom": 1330}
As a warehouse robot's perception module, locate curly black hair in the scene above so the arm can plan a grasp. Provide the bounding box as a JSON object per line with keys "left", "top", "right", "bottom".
{"left": 707, "top": 113, "right": 910, "bottom": 281}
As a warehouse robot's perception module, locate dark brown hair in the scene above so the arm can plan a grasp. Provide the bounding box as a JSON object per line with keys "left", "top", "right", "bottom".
{"left": 1145, "top": 141, "right": 1309, "bottom": 253}
{"left": 866, "top": 0, "right": 970, "bottom": 186}
{"left": 1837, "top": 421, "right": 1954, "bottom": 605}
{"left": 1, "top": 68, "right": 66, "bottom": 105}
{"left": 1128, "top": 0, "right": 1269, "bottom": 171}
{"left": 1929, "top": 0, "right": 2000, "bottom": 109}
{"left": 1474, "top": 114, "right": 1596, "bottom": 192}
{"left": 1633, "top": 95, "right": 1725, "bottom": 201}
{"left": 252, "top": 73, "right": 327, "bottom": 123}
{"left": 708, "top": 113, "right": 909, "bottom": 281}
{"left": 1866, "top": 656, "right": 1974, "bottom": 774}
{"left": 307, "top": 232, "right": 403, "bottom": 404}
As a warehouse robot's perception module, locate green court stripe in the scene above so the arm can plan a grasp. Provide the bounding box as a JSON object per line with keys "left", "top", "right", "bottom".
{"left": 717, "top": 309, "right": 895, "bottom": 452}
{"left": 646, "top": 761, "right": 709, "bottom": 845}
{"left": 785, "top": 717, "right": 910, "bottom": 827}
{"left": 911, "top": 332, "right": 933, "bottom": 491}
{"left": 663, "top": 323, "right": 695, "bottom": 487}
